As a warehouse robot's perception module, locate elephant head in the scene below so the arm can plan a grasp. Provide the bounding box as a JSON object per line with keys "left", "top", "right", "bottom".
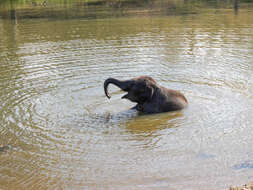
{"left": 104, "top": 76, "right": 157, "bottom": 104}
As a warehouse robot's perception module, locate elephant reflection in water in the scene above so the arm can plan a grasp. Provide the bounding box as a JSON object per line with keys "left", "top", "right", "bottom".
{"left": 104, "top": 76, "right": 188, "bottom": 114}
{"left": 124, "top": 111, "right": 183, "bottom": 135}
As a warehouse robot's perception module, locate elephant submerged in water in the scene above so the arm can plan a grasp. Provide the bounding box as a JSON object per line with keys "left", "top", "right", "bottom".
{"left": 104, "top": 76, "right": 188, "bottom": 114}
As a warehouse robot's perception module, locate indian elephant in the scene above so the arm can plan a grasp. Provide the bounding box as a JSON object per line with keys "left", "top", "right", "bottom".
{"left": 104, "top": 76, "right": 188, "bottom": 114}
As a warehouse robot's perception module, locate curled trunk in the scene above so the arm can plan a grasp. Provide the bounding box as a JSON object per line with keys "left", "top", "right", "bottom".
{"left": 104, "top": 78, "right": 130, "bottom": 99}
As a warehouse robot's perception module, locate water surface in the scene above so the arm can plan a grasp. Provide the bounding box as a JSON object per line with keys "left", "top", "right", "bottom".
{"left": 0, "top": 1, "right": 253, "bottom": 189}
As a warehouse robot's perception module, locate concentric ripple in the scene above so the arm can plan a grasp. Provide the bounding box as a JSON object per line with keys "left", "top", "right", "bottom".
{"left": 0, "top": 10, "right": 253, "bottom": 190}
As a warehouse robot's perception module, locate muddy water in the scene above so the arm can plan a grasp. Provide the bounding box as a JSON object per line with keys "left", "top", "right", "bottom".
{"left": 0, "top": 2, "right": 253, "bottom": 190}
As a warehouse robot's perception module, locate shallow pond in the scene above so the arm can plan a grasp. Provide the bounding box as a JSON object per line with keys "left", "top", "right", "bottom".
{"left": 0, "top": 1, "right": 253, "bottom": 189}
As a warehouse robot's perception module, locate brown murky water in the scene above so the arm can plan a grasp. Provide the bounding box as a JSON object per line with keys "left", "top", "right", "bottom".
{"left": 0, "top": 1, "right": 253, "bottom": 189}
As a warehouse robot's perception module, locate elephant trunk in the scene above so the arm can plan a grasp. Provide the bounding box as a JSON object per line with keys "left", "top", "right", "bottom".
{"left": 104, "top": 78, "right": 131, "bottom": 99}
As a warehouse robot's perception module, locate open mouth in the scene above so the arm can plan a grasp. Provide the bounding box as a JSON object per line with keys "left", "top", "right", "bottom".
{"left": 121, "top": 93, "right": 129, "bottom": 99}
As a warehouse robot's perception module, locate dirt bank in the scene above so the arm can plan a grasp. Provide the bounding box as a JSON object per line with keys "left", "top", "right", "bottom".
{"left": 230, "top": 182, "right": 253, "bottom": 190}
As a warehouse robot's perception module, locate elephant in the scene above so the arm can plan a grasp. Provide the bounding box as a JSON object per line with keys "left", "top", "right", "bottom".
{"left": 104, "top": 76, "right": 188, "bottom": 114}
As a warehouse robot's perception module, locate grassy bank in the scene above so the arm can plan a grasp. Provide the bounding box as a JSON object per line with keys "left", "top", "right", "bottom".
{"left": 0, "top": 0, "right": 253, "bottom": 20}
{"left": 1, "top": 0, "right": 253, "bottom": 9}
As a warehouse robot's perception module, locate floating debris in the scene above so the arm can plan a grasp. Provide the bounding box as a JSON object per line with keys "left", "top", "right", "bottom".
{"left": 0, "top": 145, "right": 10, "bottom": 153}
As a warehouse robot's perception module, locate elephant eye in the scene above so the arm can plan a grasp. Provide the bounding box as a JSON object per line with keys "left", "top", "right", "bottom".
{"left": 139, "top": 88, "right": 145, "bottom": 93}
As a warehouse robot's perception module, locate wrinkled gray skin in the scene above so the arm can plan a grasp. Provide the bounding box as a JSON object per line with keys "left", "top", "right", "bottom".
{"left": 104, "top": 76, "right": 188, "bottom": 114}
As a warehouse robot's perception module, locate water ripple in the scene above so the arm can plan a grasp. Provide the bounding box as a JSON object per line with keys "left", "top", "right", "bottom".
{"left": 0, "top": 12, "right": 253, "bottom": 189}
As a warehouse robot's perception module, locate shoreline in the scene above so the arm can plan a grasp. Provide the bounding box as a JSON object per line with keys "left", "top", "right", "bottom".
{"left": 1, "top": 0, "right": 253, "bottom": 20}
{"left": 230, "top": 182, "right": 253, "bottom": 190}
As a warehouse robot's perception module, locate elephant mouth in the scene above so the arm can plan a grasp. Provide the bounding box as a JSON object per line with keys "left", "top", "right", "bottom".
{"left": 121, "top": 92, "right": 139, "bottom": 103}
{"left": 121, "top": 93, "right": 129, "bottom": 100}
